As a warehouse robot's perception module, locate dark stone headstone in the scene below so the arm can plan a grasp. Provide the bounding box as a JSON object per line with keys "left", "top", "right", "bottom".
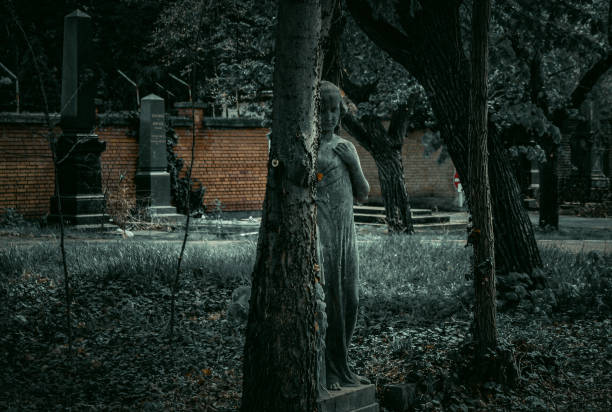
{"left": 60, "top": 9, "right": 96, "bottom": 133}
{"left": 135, "top": 94, "right": 180, "bottom": 219}
{"left": 50, "top": 9, "right": 108, "bottom": 226}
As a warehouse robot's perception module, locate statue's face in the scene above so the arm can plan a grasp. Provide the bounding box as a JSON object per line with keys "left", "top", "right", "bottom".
{"left": 320, "top": 91, "right": 341, "bottom": 134}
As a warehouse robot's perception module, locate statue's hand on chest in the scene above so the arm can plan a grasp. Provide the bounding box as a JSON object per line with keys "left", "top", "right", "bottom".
{"left": 317, "top": 142, "right": 341, "bottom": 173}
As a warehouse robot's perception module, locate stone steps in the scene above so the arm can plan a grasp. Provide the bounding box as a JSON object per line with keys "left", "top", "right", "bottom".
{"left": 356, "top": 221, "right": 467, "bottom": 232}
{"left": 353, "top": 205, "right": 456, "bottom": 228}
{"left": 354, "top": 213, "right": 451, "bottom": 225}
{"left": 354, "top": 205, "right": 432, "bottom": 216}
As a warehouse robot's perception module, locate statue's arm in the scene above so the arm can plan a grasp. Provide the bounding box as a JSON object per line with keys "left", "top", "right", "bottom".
{"left": 334, "top": 140, "right": 370, "bottom": 202}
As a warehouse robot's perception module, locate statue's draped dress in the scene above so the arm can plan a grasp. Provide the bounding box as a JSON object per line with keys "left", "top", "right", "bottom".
{"left": 316, "top": 138, "right": 360, "bottom": 386}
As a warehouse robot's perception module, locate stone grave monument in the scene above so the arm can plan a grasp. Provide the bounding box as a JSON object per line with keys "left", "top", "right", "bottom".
{"left": 50, "top": 9, "right": 108, "bottom": 225}
{"left": 589, "top": 133, "right": 610, "bottom": 201}
{"left": 316, "top": 81, "right": 379, "bottom": 412}
{"left": 135, "top": 94, "right": 180, "bottom": 220}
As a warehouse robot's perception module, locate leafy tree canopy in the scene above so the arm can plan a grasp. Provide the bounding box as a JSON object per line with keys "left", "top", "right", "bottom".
{"left": 0, "top": 0, "right": 166, "bottom": 112}
{"left": 149, "top": 0, "right": 275, "bottom": 114}
{"left": 488, "top": 0, "right": 611, "bottom": 149}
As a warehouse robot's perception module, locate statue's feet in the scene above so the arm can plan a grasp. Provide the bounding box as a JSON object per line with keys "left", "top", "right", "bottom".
{"left": 327, "top": 371, "right": 342, "bottom": 391}
{"left": 327, "top": 381, "right": 342, "bottom": 391}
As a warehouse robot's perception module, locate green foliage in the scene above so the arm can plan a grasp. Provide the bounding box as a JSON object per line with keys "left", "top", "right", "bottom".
{"left": 0, "top": 241, "right": 255, "bottom": 410}
{"left": 0, "top": 208, "right": 28, "bottom": 228}
{"left": 149, "top": 0, "right": 275, "bottom": 109}
{"left": 342, "top": 14, "right": 432, "bottom": 123}
{"left": 545, "top": 249, "right": 612, "bottom": 315}
{"left": 490, "top": 0, "right": 610, "bottom": 130}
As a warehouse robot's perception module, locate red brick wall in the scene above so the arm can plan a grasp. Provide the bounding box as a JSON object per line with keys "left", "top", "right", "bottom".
{"left": 173, "top": 126, "right": 269, "bottom": 212}
{"left": 0, "top": 123, "right": 55, "bottom": 217}
{"left": 0, "top": 112, "right": 270, "bottom": 218}
{"left": 1, "top": 112, "right": 458, "bottom": 219}
{"left": 341, "top": 128, "right": 457, "bottom": 203}
{"left": 98, "top": 127, "right": 139, "bottom": 204}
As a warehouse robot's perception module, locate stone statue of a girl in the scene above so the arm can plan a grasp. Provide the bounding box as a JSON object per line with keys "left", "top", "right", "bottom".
{"left": 316, "top": 81, "right": 370, "bottom": 390}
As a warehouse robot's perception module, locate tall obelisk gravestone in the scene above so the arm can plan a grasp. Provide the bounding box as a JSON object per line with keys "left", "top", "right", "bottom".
{"left": 135, "top": 94, "right": 179, "bottom": 219}
{"left": 50, "top": 9, "right": 107, "bottom": 225}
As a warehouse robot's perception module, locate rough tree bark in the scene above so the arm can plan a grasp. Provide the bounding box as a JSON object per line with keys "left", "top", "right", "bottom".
{"left": 469, "top": 0, "right": 497, "bottom": 354}
{"left": 241, "top": 0, "right": 325, "bottom": 410}
{"left": 346, "top": 0, "right": 542, "bottom": 274}
{"left": 342, "top": 106, "right": 414, "bottom": 233}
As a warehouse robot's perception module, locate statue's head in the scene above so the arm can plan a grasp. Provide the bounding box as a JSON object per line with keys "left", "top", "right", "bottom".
{"left": 320, "top": 81, "right": 342, "bottom": 134}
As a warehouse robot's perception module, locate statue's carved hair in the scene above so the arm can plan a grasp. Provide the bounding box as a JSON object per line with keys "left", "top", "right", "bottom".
{"left": 319, "top": 80, "right": 346, "bottom": 118}
{"left": 320, "top": 80, "right": 341, "bottom": 98}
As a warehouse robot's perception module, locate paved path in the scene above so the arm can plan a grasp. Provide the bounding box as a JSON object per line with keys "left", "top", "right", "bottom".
{"left": 1, "top": 213, "right": 609, "bottom": 254}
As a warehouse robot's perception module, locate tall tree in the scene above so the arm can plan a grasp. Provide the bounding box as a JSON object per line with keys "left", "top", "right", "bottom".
{"left": 341, "top": 100, "right": 415, "bottom": 233}
{"left": 469, "top": 0, "right": 496, "bottom": 354}
{"left": 346, "top": 0, "right": 542, "bottom": 276}
{"left": 241, "top": 0, "right": 333, "bottom": 410}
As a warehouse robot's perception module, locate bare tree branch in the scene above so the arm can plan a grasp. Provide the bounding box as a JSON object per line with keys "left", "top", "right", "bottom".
{"left": 569, "top": 51, "right": 612, "bottom": 111}
{"left": 345, "top": 0, "right": 413, "bottom": 65}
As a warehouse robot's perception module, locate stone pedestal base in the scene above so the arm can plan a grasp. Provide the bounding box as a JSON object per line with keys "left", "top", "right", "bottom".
{"left": 590, "top": 175, "right": 610, "bottom": 202}
{"left": 135, "top": 171, "right": 172, "bottom": 203}
{"left": 135, "top": 170, "right": 181, "bottom": 222}
{"left": 144, "top": 206, "right": 183, "bottom": 224}
{"left": 590, "top": 175, "right": 609, "bottom": 189}
{"left": 318, "top": 384, "right": 379, "bottom": 412}
{"left": 50, "top": 194, "right": 109, "bottom": 225}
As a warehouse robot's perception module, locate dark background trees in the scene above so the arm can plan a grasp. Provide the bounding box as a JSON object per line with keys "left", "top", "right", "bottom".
{"left": 490, "top": 0, "right": 612, "bottom": 229}
{"left": 149, "top": 0, "right": 276, "bottom": 115}
{"left": 0, "top": 0, "right": 167, "bottom": 112}
{"left": 346, "top": 0, "right": 543, "bottom": 278}
{"left": 0, "top": 0, "right": 276, "bottom": 113}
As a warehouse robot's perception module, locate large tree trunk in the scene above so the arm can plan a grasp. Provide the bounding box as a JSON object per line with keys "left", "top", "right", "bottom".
{"left": 469, "top": 0, "right": 497, "bottom": 354}
{"left": 373, "top": 147, "right": 413, "bottom": 233}
{"left": 347, "top": 0, "right": 543, "bottom": 274}
{"left": 487, "top": 134, "right": 543, "bottom": 273}
{"left": 342, "top": 107, "right": 414, "bottom": 233}
{"left": 241, "top": 1, "right": 323, "bottom": 410}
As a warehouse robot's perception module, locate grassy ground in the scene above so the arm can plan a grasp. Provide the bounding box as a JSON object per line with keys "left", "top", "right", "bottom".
{"left": 0, "top": 235, "right": 610, "bottom": 411}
